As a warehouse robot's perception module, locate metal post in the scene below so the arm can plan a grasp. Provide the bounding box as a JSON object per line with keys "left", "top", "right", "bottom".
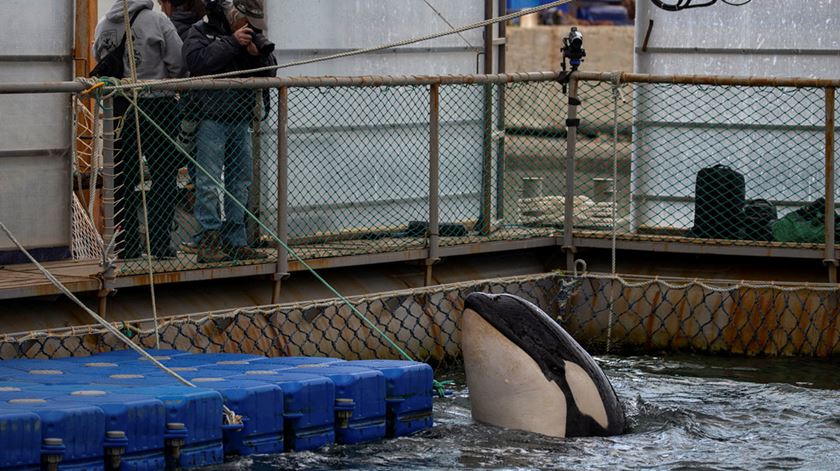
{"left": 479, "top": 0, "right": 495, "bottom": 235}
{"left": 99, "top": 96, "right": 117, "bottom": 316}
{"left": 495, "top": 0, "right": 507, "bottom": 220}
{"left": 825, "top": 87, "right": 837, "bottom": 283}
{"left": 427, "top": 84, "right": 441, "bottom": 287}
{"left": 248, "top": 90, "right": 263, "bottom": 247}
{"left": 271, "top": 87, "right": 290, "bottom": 304}
{"left": 563, "top": 76, "right": 580, "bottom": 271}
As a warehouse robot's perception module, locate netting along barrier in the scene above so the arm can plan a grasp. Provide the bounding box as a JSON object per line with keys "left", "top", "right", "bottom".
{"left": 2, "top": 271, "right": 838, "bottom": 361}
{"left": 106, "top": 79, "right": 571, "bottom": 276}
{"left": 84, "top": 72, "right": 839, "bottom": 280}
{"left": 572, "top": 79, "right": 833, "bottom": 247}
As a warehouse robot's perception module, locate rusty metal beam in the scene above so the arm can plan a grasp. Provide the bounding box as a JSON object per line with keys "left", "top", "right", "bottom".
{"left": 824, "top": 87, "right": 837, "bottom": 283}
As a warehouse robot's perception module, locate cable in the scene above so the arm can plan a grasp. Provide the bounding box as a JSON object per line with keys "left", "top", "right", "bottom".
{"left": 420, "top": 0, "right": 479, "bottom": 50}
{"left": 122, "top": 0, "right": 162, "bottom": 349}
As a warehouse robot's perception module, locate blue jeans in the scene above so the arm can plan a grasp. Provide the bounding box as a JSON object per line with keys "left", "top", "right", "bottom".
{"left": 194, "top": 120, "right": 252, "bottom": 248}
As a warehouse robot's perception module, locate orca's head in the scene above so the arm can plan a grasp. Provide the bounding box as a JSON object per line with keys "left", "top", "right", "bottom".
{"left": 462, "top": 292, "right": 625, "bottom": 437}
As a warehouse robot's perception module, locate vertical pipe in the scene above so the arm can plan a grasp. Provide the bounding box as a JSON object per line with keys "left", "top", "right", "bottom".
{"left": 479, "top": 0, "right": 494, "bottom": 235}
{"left": 272, "top": 87, "right": 290, "bottom": 304}
{"left": 495, "top": 0, "right": 507, "bottom": 220}
{"left": 248, "top": 90, "right": 263, "bottom": 247}
{"left": 563, "top": 77, "right": 580, "bottom": 271}
{"left": 427, "top": 84, "right": 441, "bottom": 287}
{"left": 102, "top": 97, "right": 116, "bottom": 246}
{"left": 99, "top": 96, "right": 116, "bottom": 317}
{"left": 825, "top": 87, "right": 837, "bottom": 283}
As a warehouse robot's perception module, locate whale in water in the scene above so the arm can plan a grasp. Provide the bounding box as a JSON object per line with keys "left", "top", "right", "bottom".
{"left": 461, "top": 292, "right": 625, "bottom": 438}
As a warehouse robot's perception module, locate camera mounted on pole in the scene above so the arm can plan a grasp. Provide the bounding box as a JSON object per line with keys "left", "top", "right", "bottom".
{"left": 559, "top": 27, "right": 586, "bottom": 94}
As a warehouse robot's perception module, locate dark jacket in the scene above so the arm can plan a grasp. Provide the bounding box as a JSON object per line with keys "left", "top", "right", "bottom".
{"left": 169, "top": 9, "right": 202, "bottom": 41}
{"left": 182, "top": 10, "right": 277, "bottom": 122}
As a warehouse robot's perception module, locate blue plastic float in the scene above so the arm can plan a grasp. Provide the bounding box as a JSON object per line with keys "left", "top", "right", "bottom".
{"left": 0, "top": 350, "right": 435, "bottom": 469}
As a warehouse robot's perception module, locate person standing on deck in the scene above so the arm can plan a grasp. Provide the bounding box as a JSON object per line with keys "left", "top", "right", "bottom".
{"left": 183, "top": 0, "right": 276, "bottom": 263}
{"left": 94, "top": 0, "right": 186, "bottom": 260}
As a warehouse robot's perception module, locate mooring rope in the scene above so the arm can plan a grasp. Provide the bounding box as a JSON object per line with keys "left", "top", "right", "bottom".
{"left": 116, "top": 90, "right": 449, "bottom": 395}
{"left": 605, "top": 73, "right": 624, "bottom": 354}
{"left": 85, "top": 0, "right": 572, "bottom": 92}
{"left": 0, "top": 221, "right": 242, "bottom": 425}
{"left": 122, "top": 0, "right": 162, "bottom": 349}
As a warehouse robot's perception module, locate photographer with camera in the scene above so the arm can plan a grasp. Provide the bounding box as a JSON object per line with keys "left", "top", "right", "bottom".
{"left": 182, "top": 0, "right": 276, "bottom": 263}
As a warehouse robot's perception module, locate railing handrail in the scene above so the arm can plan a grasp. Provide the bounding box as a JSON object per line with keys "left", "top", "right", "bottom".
{"left": 5, "top": 71, "right": 840, "bottom": 94}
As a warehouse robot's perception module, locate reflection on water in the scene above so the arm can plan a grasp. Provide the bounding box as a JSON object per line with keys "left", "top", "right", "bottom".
{"left": 208, "top": 355, "right": 840, "bottom": 470}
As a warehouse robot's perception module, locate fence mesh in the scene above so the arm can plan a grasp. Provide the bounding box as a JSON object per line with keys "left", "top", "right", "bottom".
{"left": 103, "top": 76, "right": 837, "bottom": 277}
{"left": 574, "top": 80, "right": 831, "bottom": 247}
{"left": 2, "top": 271, "right": 837, "bottom": 361}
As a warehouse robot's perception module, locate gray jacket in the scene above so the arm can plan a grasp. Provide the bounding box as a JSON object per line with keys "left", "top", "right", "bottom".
{"left": 94, "top": 0, "right": 185, "bottom": 80}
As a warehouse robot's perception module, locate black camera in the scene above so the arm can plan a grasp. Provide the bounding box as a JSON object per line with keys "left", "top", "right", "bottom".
{"left": 562, "top": 27, "right": 586, "bottom": 72}
{"left": 249, "top": 25, "right": 275, "bottom": 55}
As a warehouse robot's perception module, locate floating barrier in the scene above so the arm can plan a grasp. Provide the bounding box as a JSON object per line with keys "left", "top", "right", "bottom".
{"left": 349, "top": 360, "right": 434, "bottom": 437}
{"left": 0, "top": 350, "right": 434, "bottom": 468}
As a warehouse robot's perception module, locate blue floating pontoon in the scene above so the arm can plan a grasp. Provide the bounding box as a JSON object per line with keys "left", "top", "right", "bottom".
{"left": 293, "top": 365, "right": 387, "bottom": 445}
{"left": 348, "top": 360, "right": 434, "bottom": 437}
{"left": 230, "top": 370, "right": 337, "bottom": 451}
{"left": 0, "top": 394, "right": 106, "bottom": 471}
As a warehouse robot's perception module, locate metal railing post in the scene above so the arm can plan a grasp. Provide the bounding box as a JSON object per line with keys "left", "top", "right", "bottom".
{"left": 563, "top": 75, "right": 580, "bottom": 271}
{"left": 426, "top": 83, "right": 441, "bottom": 287}
{"left": 99, "top": 96, "right": 117, "bottom": 316}
{"left": 479, "top": 0, "right": 495, "bottom": 235}
{"left": 271, "top": 87, "right": 290, "bottom": 303}
{"left": 825, "top": 87, "right": 837, "bottom": 283}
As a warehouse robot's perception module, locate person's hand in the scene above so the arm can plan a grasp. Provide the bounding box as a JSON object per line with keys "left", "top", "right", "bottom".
{"left": 246, "top": 43, "right": 259, "bottom": 56}
{"left": 233, "top": 25, "right": 253, "bottom": 47}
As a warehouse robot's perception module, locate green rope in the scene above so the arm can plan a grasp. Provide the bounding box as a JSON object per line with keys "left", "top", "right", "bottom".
{"left": 113, "top": 90, "right": 452, "bottom": 397}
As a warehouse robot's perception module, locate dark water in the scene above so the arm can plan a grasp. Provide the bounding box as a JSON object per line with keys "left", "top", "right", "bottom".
{"left": 210, "top": 355, "right": 840, "bottom": 470}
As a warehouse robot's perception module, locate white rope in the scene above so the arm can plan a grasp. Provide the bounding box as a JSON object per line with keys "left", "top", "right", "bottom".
{"left": 605, "top": 73, "right": 623, "bottom": 353}
{"left": 0, "top": 223, "right": 192, "bottom": 385}
{"left": 122, "top": 0, "right": 162, "bottom": 349}
{"left": 97, "top": 0, "right": 573, "bottom": 91}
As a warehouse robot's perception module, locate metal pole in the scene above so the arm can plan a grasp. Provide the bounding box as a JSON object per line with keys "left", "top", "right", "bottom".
{"left": 248, "top": 90, "right": 263, "bottom": 247}
{"left": 102, "top": 96, "right": 116, "bottom": 249}
{"left": 495, "top": 0, "right": 507, "bottom": 220}
{"left": 563, "top": 76, "right": 579, "bottom": 271}
{"left": 99, "top": 96, "right": 116, "bottom": 316}
{"left": 825, "top": 87, "right": 837, "bottom": 283}
{"left": 479, "top": 0, "right": 495, "bottom": 235}
{"left": 427, "top": 84, "right": 441, "bottom": 287}
{"left": 272, "top": 87, "right": 290, "bottom": 304}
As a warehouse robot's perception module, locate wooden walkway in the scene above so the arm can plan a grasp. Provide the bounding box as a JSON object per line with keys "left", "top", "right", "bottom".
{"left": 0, "top": 258, "right": 102, "bottom": 300}
{"left": 0, "top": 227, "right": 559, "bottom": 301}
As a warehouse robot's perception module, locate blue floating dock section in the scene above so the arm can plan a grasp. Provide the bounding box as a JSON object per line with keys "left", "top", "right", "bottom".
{"left": 0, "top": 393, "right": 106, "bottom": 471}
{"left": 0, "top": 408, "right": 41, "bottom": 470}
{"left": 0, "top": 350, "right": 434, "bottom": 468}
{"left": 293, "top": 365, "right": 387, "bottom": 445}
{"left": 231, "top": 369, "right": 337, "bottom": 451}
{"left": 349, "top": 360, "right": 434, "bottom": 437}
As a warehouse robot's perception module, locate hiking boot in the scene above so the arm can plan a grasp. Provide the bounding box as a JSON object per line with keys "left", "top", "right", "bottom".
{"left": 197, "top": 232, "right": 231, "bottom": 263}
{"left": 229, "top": 246, "right": 268, "bottom": 261}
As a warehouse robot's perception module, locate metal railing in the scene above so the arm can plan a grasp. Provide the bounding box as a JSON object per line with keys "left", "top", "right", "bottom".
{"left": 1, "top": 70, "right": 838, "bottom": 304}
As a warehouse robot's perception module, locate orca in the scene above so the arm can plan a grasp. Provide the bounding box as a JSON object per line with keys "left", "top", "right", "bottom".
{"left": 461, "top": 292, "right": 625, "bottom": 438}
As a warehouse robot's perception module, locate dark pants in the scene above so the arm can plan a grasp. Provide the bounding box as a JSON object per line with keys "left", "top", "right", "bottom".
{"left": 113, "top": 96, "right": 182, "bottom": 258}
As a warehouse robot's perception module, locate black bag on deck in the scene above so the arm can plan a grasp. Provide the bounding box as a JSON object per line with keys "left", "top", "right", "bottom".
{"left": 744, "top": 199, "right": 777, "bottom": 241}
{"left": 688, "top": 164, "right": 746, "bottom": 240}
{"left": 89, "top": 9, "right": 143, "bottom": 78}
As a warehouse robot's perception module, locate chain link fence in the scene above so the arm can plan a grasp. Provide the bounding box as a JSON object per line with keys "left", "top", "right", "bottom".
{"left": 2, "top": 271, "right": 838, "bottom": 361}
{"left": 82, "top": 73, "right": 839, "bottom": 279}
{"left": 573, "top": 79, "right": 834, "bottom": 248}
